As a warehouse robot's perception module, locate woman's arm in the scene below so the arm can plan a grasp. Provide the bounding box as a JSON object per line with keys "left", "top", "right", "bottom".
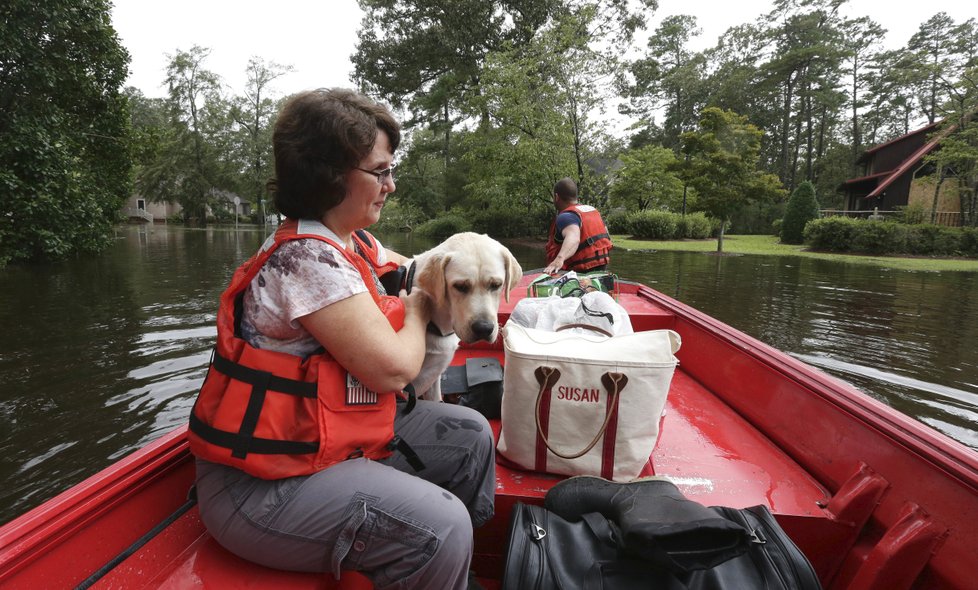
{"left": 385, "top": 247, "right": 410, "bottom": 266}
{"left": 298, "top": 288, "right": 431, "bottom": 393}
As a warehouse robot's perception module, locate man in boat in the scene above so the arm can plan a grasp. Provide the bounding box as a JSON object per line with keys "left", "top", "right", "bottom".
{"left": 188, "top": 88, "right": 494, "bottom": 590}
{"left": 543, "top": 177, "right": 613, "bottom": 274}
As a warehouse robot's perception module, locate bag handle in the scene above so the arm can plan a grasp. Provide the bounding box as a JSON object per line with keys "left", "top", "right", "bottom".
{"left": 554, "top": 323, "right": 614, "bottom": 337}
{"left": 533, "top": 368, "right": 629, "bottom": 459}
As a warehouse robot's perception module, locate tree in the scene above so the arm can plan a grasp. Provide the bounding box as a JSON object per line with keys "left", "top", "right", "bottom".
{"left": 627, "top": 15, "right": 707, "bottom": 151}
{"left": 228, "top": 58, "right": 291, "bottom": 224}
{"left": 907, "top": 13, "right": 960, "bottom": 125}
{"left": 781, "top": 180, "right": 819, "bottom": 243}
{"left": 354, "top": 0, "right": 654, "bottom": 213}
{"left": 0, "top": 0, "right": 132, "bottom": 267}
{"left": 926, "top": 67, "right": 978, "bottom": 226}
{"left": 839, "top": 16, "right": 886, "bottom": 169}
{"left": 676, "top": 108, "right": 786, "bottom": 252}
{"left": 136, "top": 46, "right": 225, "bottom": 224}
{"left": 610, "top": 145, "right": 684, "bottom": 212}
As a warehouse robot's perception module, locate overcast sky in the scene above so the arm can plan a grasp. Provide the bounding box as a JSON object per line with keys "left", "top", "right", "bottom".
{"left": 111, "top": 0, "right": 974, "bottom": 101}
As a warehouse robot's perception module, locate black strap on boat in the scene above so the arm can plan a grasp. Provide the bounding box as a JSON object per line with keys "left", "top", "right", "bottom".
{"left": 74, "top": 486, "right": 199, "bottom": 590}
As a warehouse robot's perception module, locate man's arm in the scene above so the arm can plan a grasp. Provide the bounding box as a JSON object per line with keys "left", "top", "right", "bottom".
{"left": 543, "top": 223, "right": 581, "bottom": 274}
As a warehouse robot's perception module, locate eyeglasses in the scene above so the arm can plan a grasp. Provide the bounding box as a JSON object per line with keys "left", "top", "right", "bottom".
{"left": 354, "top": 164, "right": 396, "bottom": 184}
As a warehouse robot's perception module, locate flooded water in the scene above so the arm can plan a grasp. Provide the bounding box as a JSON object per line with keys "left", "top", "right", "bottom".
{"left": 1, "top": 225, "right": 976, "bottom": 526}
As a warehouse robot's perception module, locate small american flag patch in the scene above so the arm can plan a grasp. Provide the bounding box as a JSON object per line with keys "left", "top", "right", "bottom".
{"left": 346, "top": 374, "right": 379, "bottom": 405}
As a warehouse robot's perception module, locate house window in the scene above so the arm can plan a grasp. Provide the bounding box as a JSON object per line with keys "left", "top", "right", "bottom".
{"left": 137, "top": 199, "right": 146, "bottom": 210}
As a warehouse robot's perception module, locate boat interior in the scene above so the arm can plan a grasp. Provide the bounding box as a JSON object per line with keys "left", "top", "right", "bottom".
{"left": 1, "top": 276, "right": 974, "bottom": 589}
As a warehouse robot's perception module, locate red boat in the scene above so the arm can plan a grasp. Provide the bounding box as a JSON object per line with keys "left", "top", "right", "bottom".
{"left": 1, "top": 274, "right": 976, "bottom": 589}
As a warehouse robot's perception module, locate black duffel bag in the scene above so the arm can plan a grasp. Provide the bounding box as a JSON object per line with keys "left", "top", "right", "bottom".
{"left": 501, "top": 501, "right": 820, "bottom": 590}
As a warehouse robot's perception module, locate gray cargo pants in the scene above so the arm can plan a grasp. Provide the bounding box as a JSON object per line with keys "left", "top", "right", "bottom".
{"left": 195, "top": 400, "right": 495, "bottom": 590}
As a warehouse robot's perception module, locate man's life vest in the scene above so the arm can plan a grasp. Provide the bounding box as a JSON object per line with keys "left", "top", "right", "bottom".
{"left": 188, "top": 219, "right": 409, "bottom": 480}
{"left": 546, "top": 204, "right": 613, "bottom": 271}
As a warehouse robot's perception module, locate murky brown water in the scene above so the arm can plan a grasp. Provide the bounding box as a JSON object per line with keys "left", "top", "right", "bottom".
{"left": 1, "top": 225, "right": 976, "bottom": 526}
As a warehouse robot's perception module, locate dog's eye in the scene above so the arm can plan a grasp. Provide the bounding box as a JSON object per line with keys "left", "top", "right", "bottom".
{"left": 488, "top": 281, "right": 502, "bottom": 291}
{"left": 453, "top": 283, "right": 471, "bottom": 294}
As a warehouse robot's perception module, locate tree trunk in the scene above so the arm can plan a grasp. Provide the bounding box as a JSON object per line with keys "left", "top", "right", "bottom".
{"left": 805, "top": 91, "right": 814, "bottom": 182}
{"left": 851, "top": 56, "right": 860, "bottom": 172}
{"left": 716, "top": 220, "right": 725, "bottom": 253}
{"left": 930, "top": 163, "right": 945, "bottom": 224}
{"left": 780, "top": 74, "right": 796, "bottom": 183}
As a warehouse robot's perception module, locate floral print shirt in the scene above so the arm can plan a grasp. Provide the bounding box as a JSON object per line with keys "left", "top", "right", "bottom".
{"left": 240, "top": 225, "right": 388, "bottom": 357}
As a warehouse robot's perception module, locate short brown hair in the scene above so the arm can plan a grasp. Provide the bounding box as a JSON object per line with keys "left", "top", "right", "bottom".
{"left": 270, "top": 88, "right": 401, "bottom": 220}
{"left": 554, "top": 177, "right": 578, "bottom": 201}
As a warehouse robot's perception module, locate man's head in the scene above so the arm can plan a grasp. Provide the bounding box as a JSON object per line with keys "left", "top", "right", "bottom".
{"left": 553, "top": 177, "right": 578, "bottom": 211}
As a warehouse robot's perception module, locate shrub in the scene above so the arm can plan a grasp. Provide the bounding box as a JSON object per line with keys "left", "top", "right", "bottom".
{"left": 676, "top": 212, "right": 712, "bottom": 239}
{"left": 415, "top": 214, "right": 472, "bottom": 239}
{"left": 906, "top": 224, "right": 961, "bottom": 256}
{"left": 781, "top": 181, "right": 820, "bottom": 244}
{"left": 771, "top": 218, "right": 783, "bottom": 236}
{"left": 628, "top": 210, "right": 679, "bottom": 240}
{"left": 958, "top": 227, "right": 978, "bottom": 257}
{"left": 604, "top": 209, "right": 630, "bottom": 234}
{"left": 850, "top": 221, "right": 908, "bottom": 255}
{"left": 899, "top": 202, "right": 928, "bottom": 225}
{"left": 804, "top": 217, "right": 860, "bottom": 251}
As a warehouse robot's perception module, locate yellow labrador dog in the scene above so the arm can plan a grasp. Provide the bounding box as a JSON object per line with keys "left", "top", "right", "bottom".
{"left": 407, "top": 232, "right": 522, "bottom": 402}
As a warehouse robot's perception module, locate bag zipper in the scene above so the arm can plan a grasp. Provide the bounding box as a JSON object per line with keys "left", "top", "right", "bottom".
{"left": 747, "top": 506, "right": 821, "bottom": 590}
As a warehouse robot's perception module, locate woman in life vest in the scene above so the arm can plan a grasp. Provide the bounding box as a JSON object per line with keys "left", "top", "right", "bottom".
{"left": 190, "top": 88, "right": 495, "bottom": 590}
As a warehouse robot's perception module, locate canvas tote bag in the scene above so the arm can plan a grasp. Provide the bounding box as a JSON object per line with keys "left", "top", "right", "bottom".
{"left": 497, "top": 323, "right": 681, "bottom": 481}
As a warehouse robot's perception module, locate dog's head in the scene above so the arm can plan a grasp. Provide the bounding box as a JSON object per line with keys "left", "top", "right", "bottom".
{"left": 415, "top": 232, "right": 522, "bottom": 343}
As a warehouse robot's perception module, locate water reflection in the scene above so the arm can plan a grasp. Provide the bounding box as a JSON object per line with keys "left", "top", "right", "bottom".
{"left": 0, "top": 226, "right": 976, "bottom": 526}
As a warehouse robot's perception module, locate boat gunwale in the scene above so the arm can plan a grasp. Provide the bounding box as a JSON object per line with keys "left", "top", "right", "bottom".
{"left": 626, "top": 279, "right": 978, "bottom": 488}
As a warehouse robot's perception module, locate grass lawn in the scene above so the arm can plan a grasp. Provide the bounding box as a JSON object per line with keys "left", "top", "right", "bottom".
{"left": 614, "top": 234, "right": 978, "bottom": 273}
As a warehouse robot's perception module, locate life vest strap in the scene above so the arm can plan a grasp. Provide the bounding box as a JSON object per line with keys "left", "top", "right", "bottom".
{"left": 189, "top": 412, "right": 319, "bottom": 455}
{"left": 213, "top": 351, "right": 318, "bottom": 398}
{"left": 389, "top": 435, "right": 426, "bottom": 471}
{"left": 581, "top": 232, "right": 611, "bottom": 247}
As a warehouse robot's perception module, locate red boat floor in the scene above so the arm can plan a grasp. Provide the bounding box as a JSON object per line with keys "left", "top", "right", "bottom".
{"left": 90, "top": 355, "right": 829, "bottom": 589}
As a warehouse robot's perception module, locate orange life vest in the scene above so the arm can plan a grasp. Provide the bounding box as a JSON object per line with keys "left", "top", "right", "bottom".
{"left": 546, "top": 204, "right": 613, "bottom": 271}
{"left": 188, "top": 219, "right": 407, "bottom": 479}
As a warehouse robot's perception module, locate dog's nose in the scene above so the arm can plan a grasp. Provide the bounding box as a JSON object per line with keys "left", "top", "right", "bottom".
{"left": 471, "top": 319, "right": 496, "bottom": 342}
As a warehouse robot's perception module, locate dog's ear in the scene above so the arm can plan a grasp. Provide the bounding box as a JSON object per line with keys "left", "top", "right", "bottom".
{"left": 416, "top": 252, "right": 452, "bottom": 309}
{"left": 501, "top": 248, "right": 523, "bottom": 303}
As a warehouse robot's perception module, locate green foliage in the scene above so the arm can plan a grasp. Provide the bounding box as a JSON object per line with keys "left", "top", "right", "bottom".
{"left": 467, "top": 206, "right": 550, "bottom": 239}
{"left": 628, "top": 210, "right": 679, "bottom": 240}
{"left": 609, "top": 145, "right": 684, "bottom": 212}
{"left": 805, "top": 217, "right": 978, "bottom": 257}
{"left": 415, "top": 214, "right": 472, "bottom": 239}
{"left": 899, "top": 202, "right": 929, "bottom": 224}
{"left": 906, "top": 225, "right": 961, "bottom": 256}
{"left": 850, "top": 221, "right": 908, "bottom": 255}
{"left": 960, "top": 227, "right": 978, "bottom": 257}
{"left": 804, "top": 217, "right": 861, "bottom": 251}
{"left": 373, "top": 200, "right": 426, "bottom": 233}
{"left": 676, "top": 212, "right": 713, "bottom": 239}
{"left": 772, "top": 218, "right": 783, "bottom": 236}
{"left": 604, "top": 209, "right": 631, "bottom": 234}
{"left": 674, "top": 108, "right": 786, "bottom": 251}
{"left": 780, "top": 181, "right": 820, "bottom": 244}
{"left": 0, "top": 0, "right": 132, "bottom": 266}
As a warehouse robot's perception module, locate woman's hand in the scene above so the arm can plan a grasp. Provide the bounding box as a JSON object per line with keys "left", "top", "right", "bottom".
{"left": 400, "top": 287, "right": 432, "bottom": 325}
